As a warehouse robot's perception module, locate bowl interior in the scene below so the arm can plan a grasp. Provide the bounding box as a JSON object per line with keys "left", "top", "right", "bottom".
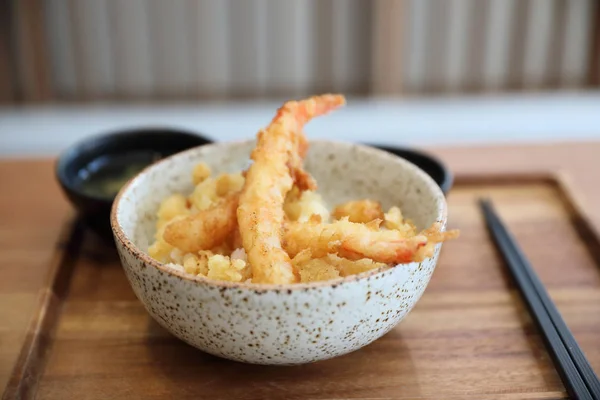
{"left": 114, "top": 139, "right": 446, "bottom": 260}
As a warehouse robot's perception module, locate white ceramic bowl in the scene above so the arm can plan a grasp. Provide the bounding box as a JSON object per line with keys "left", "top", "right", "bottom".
{"left": 111, "top": 139, "right": 447, "bottom": 365}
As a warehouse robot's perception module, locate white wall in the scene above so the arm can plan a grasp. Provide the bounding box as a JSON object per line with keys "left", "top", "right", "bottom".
{"left": 1, "top": 91, "right": 599, "bottom": 157}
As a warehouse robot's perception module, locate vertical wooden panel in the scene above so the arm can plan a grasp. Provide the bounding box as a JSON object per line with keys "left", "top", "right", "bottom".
{"left": 330, "top": 0, "right": 371, "bottom": 93}
{"left": 108, "top": 0, "right": 154, "bottom": 98}
{"left": 44, "top": 0, "right": 78, "bottom": 99}
{"left": 372, "top": 0, "right": 404, "bottom": 95}
{"left": 588, "top": 0, "right": 600, "bottom": 86}
{"left": 312, "top": 0, "right": 334, "bottom": 93}
{"left": 561, "top": 0, "right": 594, "bottom": 87}
{"left": 70, "top": 0, "right": 114, "bottom": 98}
{"left": 371, "top": 0, "right": 389, "bottom": 94}
{"left": 13, "top": 0, "right": 52, "bottom": 102}
{"left": 424, "top": 0, "right": 450, "bottom": 91}
{"left": 464, "top": 0, "right": 489, "bottom": 91}
{"left": 229, "top": 0, "right": 267, "bottom": 97}
{"left": 0, "top": 0, "right": 16, "bottom": 103}
{"left": 294, "top": 0, "right": 315, "bottom": 95}
{"left": 522, "top": 0, "right": 555, "bottom": 89}
{"left": 444, "top": 0, "right": 469, "bottom": 91}
{"left": 404, "top": 0, "right": 428, "bottom": 93}
{"left": 148, "top": 0, "right": 193, "bottom": 97}
{"left": 265, "top": 0, "right": 314, "bottom": 95}
{"left": 388, "top": 0, "right": 404, "bottom": 94}
{"left": 483, "top": 0, "right": 515, "bottom": 91}
{"left": 189, "top": 0, "right": 230, "bottom": 97}
{"left": 507, "top": 0, "right": 530, "bottom": 89}
{"left": 545, "top": 0, "right": 567, "bottom": 87}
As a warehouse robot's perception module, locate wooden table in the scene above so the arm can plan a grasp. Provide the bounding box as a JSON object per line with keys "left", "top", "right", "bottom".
{"left": 2, "top": 142, "right": 600, "bottom": 399}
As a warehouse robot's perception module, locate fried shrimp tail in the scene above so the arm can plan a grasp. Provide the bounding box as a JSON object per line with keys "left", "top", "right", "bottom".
{"left": 163, "top": 193, "right": 239, "bottom": 253}
{"left": 284, "top": 218, "right": 428, "bottom": 264}
{"left": 238, "top": 94, "right": 346, "bottom": 284}
{"left": 412, "top": 222, "right": 460, "bottom": 262}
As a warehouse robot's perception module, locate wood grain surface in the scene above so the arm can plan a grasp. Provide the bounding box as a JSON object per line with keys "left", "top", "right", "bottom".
{"left": 0, "top": 160, "right": 69, "bottom": 393}
{"left": 2, "top": 142, "right": 600, "bottom": 399}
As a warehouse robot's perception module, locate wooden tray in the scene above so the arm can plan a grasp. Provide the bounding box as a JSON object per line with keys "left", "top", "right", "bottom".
{"left": 4, "top": 173, "right": 600, "bottom": 400}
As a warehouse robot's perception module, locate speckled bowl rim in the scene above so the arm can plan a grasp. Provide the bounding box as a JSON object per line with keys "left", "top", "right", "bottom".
{"left": 111, "top": 139, "right": 448, "bottom": 292}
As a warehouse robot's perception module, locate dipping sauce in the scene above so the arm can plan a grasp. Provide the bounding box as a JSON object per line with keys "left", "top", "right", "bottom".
{"left": 76, "top": 151, "right": 162, "bottom": 199}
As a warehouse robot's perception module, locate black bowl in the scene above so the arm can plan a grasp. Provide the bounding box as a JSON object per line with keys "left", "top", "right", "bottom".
{"left": 56, "top": 127, "right": 212, "bottom": 241}
{"left": 365, "top": 144, "right": 453, "bottom": 195}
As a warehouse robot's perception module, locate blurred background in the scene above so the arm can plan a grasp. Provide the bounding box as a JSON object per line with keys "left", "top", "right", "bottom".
{"left": 1, "top": 0, "right": 600, "bottom": 155}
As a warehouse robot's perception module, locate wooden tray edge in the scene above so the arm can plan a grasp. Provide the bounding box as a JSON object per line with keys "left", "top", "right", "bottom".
{"left": 4, "top": 171, "right": 600, "bottom": 400}
{"left": 2, "top": 217, "right": 85, "bottom": 400}
{"left": 454, "top": 170, "right": 600, "bottom": 267}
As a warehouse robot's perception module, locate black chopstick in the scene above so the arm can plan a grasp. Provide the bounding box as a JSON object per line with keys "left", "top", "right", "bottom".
{"left": 479, "top": 198, "right": 600, "bottom": 400}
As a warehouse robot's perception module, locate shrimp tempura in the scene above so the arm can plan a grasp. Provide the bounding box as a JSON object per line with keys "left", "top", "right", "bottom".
{"left": 238, "top": 94, "right": 346, "bottom": 284}
{"left": 163, "top": 193, "right": 239, "bottom": 253}
{"left": 285, "top": 218, "right": 458, "bottom": 264}
{"left": 284, "top": 217, "right": 428, "bottom": 264}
